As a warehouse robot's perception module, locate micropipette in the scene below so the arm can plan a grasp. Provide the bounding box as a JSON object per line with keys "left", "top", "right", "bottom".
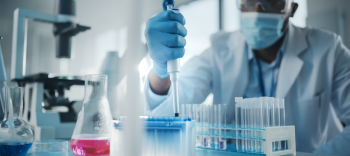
{"left": 165, "top": 1, "right": 181, "bottom": 117}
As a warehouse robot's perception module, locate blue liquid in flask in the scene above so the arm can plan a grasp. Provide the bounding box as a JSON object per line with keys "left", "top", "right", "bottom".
{"left": 0, "top": 142, "right": 32, "bottom": 156}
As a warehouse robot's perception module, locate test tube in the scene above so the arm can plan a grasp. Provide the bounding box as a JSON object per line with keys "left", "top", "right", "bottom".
{"left": 195, "top": 104, "right": 201, "bottom": 148}
{"left": 243, "top": 99, "right": 248, "bottom": 153}
{"left": 256, "top": 98, "right": 263, "bottom": 154}
{"left": 250, "top": 98, "right": 256, "bottom": 153}
{"left": 240, "top": 99, "right": 246, "bottom": 153}
{"left": 187, "top": 104, "right": 191, "bottom": 117}
{"left": 280, "top": 99, "right": 287, "bottom": 150}
{"left": 192, "top": 104, "right": 197, "bottom": 122}
{"left": 235, "top": 97, "right": 242, "bottom": 129}
{"left": 210, "top": 105, "right": 215, "bottom": 136}
{"left": 218, "top": 104, "right": 227, "bottom": 150}
{"left": 235, "top": 98, "right": 243, "bottom": 152}
{"left": 253, "top": 98, "right": 260, "bottom": 153}
{"left": 203, "top": 105, "right": 211, "bottom": 148}
{"left": 219, "top": 104, "right": 226, "bottom": 128}
{"left": 274, "top": 98, "right": 281, "bottom": 151}
{"left": 214, "top": 104, "right": 219, "bottom": 135}
{"left": 268, "top": 98, "right": 275, "bottom": 151}
{"left": 263, "top": 97, "right": 270, "bottom": 128}
{"left": 245, "top": 99, "right": 251, "bottom": 153}
{"left": 204, "top": 105, "right": 209, "bottom": 133}
{"left": 199, "top": 104, "right": 204, "bottom": 147}
{"left": 182, "top": 104, "right": 185, "bottom": 117}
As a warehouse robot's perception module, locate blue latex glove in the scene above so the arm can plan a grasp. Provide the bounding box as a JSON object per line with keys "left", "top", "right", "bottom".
{"left": 145, "top": 0, "right": 187, "bottom": 79}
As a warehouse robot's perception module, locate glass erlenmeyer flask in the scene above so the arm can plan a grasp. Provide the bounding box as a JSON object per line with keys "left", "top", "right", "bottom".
{"left": 71, "top": 75, "right": 112, "bottom": 155}
{"left": 0, "top": 87, "right": 34, "bottom": 156}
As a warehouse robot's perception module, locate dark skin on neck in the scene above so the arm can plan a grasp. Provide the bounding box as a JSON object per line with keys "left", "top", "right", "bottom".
{"left": 248, "top": 2, "right": 299, "bottom": 63}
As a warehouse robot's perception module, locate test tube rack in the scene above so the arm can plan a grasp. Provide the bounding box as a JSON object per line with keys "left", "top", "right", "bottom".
{"left": 181, "top": 103, "right": 296, "bottom": 156}
{"left": 196, "top": 125, "right": 296, "bottom": 156}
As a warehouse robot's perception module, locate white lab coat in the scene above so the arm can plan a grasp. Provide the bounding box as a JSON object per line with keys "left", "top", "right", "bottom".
{"left": 144, "top": 24, "right": 350, "bottom": 155}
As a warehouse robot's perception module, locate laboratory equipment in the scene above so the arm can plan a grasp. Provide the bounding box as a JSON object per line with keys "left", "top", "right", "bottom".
{"left": 111, "top": 116, "right": 196, "bottom": 156}
{"left": 11, "top": 0, "right": 90, "bottom": 140}
{"left": 70, "top": 75, "right": 112, "bottom": 155}
{"left": 165, "top": 0, "right": 182, "bottom": 117}
{"left": 30, "top": 140, "right": 68, "bottom": 153}
{"left": 183, "top": 98, "right": 296, "bottom": 156}
{"left": 0, "top": 87, "right": 34, "bottom": 156}
{"left": 0, "top": 36, "right": 7, "bottom": 120}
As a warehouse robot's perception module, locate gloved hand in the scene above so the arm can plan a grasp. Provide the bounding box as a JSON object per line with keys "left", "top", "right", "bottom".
{"left": 145, "top": 0, "right": 187, "bottom": 79}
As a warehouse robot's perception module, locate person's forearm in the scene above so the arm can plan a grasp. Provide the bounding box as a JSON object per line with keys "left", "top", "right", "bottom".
{"left": 149, "top": 71, "right": 171, "bottom": 95}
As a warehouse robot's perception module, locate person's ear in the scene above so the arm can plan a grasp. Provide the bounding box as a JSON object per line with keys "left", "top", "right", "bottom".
{"left": 291, "top": 2, "right": 299, "bottom": 17}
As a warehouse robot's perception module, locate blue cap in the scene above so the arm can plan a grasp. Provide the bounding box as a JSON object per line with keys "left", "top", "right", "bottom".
{"left": 164, "top": 1, "right": 174, "bottom": 6}
{"left": 0, "top": 36, "right": 2, "bottom": 40}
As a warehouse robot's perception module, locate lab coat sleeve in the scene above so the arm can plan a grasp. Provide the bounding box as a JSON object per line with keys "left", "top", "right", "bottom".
{"left": 144, "top": 78, "right": 169, "bottom": 111}
{"left": 144, "top": 48, "right": 213, "bottom": 116}
{"left": 314, "top": 36, "right": 350, "bottom": 156}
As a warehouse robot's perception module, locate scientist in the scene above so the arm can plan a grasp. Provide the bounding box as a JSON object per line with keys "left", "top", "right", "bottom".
{"left": 144, "top": 0, "right": 350, "bottom": 155}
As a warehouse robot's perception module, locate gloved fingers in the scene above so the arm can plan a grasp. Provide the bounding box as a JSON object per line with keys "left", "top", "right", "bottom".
{"left": 166, "top": 47, "right": 185, "bottom": 59}
{"left": 156, "top": 11, "right": 186, "bottom": 25}
{"left": 148, "top": 44, "right": 185, "bottom": 61}
{"left": 149, "top": 21, "right": 187, "bottom": 37}
{"left": 150, "top": 31, "right": 186, "bottom": 48}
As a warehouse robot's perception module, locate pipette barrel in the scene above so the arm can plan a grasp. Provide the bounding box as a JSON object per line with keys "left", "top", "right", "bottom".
{"left": 166, "top": 2, "right": 181, "bottom": 117}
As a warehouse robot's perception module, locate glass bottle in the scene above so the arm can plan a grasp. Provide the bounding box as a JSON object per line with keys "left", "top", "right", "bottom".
{"left": 0, "top": 87, "right": 34, "bottom": 156}
{"left": 70, "top": 75, "right": 112, "bottom": 155}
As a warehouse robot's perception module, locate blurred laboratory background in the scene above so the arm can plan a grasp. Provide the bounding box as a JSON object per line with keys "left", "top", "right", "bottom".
{"left": 0, "top": 0, "right": 349, "bottom": 139}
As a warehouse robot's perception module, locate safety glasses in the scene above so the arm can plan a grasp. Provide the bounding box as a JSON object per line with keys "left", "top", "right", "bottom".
{"left": 236, "top": 0, "right": 292, "bottom": 14}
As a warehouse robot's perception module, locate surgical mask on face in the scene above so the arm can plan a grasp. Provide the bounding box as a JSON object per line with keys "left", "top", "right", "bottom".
{"left": 240, "top": 12, "right": 285, "bottom": 50}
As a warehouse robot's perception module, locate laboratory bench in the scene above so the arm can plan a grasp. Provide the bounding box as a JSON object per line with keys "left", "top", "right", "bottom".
{"left": 25, "top": 149, "right": 335, "bottom": 156}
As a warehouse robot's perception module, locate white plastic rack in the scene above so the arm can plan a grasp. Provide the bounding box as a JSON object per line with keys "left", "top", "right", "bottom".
{"left": 195, "top": 126, "right": 296, "bottom": 156}
{"left": 182, "top": 97, "right": 296, "bottom": 156}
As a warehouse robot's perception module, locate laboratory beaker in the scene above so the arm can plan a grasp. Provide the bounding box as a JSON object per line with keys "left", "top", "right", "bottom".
{"left": 0, "top": 87, "right": 34, "bottom": 156}
{"left": 70, "top": 75, "right": 113, "bottom": 155}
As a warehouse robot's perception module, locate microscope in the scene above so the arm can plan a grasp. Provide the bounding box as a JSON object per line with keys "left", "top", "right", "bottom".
{"left": 11, "top": 0, "right": 90, "bottom": 140}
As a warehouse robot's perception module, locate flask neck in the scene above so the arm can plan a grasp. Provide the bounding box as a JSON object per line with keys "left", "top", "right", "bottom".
{"left": 84, "top": 75, "right": 108, "bottom": 101}
{"left": 4, "top": 87, "right": 23, "bottom": 120}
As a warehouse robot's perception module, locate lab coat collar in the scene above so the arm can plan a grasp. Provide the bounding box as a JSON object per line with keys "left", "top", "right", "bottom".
{"left": 276, "top": 23, "right": 308, "bottom": 98}
{"left": 226, "top": 23, "right": 307, "bottom": 101}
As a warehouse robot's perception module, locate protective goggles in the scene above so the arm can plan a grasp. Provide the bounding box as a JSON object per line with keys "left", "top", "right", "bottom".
{"left": 236, "top": 0, "right": 292, "bottom": 14}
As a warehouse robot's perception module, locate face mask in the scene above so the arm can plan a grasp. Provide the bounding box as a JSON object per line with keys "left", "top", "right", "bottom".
{"left": 240, "top": 12, "right": 285, "bottom": 50}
